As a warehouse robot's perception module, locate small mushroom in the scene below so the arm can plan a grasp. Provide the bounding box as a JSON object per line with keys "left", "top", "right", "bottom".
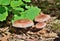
{"left": 35, "top": 22, "right": 46, "bottom": 29}
{"left": 12, "top": 19, "right": 34, "bottom": 28}
{"left": 35, "top": 13, "right": 51, "bottom": 22}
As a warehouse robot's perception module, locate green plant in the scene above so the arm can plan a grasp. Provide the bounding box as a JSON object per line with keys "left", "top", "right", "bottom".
{"left": 50, "top": 20, "right": 60, "bottom": 33}
{"left": 0, "top": 6, "right": 8, "bottom": 21}
{"left": 0, "top": 0, "right": 41, "bottom": 23}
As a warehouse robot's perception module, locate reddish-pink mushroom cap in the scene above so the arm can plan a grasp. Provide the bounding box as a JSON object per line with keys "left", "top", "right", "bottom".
{"left": 35, "top": 13, "right": 51, "bottom": 22}
{"left": 12, "top": 19, "right": 34, "bottom": 28}
{"left": 35, "top": 22, "right": 46, "bottom": 29}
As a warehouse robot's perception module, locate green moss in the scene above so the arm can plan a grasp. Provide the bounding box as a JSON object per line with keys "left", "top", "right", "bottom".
{"left": 50, "top": 19, "right": 60, "bottom": 33}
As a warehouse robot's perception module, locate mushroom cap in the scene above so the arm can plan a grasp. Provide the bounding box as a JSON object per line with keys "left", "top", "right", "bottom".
{"left": 35, "top": 13, "right": 51, "bottom": 22}
{"left": 12, "top": 19, "right": 34, "bottom": 28}
{"left": 35, "top": 22, "right": 46, "bottom": 29}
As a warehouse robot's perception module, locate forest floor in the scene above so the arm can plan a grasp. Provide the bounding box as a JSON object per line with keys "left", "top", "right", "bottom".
{"left": 0, "top": 0, "right": 60, "bottom": 41}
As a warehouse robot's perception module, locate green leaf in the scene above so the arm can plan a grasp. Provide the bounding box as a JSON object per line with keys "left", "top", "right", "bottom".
{"left": 10, "top": 0, "right": 24, "bottom": 7}
{"left": 7, "top": 6, "right": 13, "bottom": 12}
{"left": 23, "top": 0, "right": 31, "bottom": 2}
{"left": 0, "top": 7, "right": 8, "bottom": 21}
{"left": 0, "top": 0, "right": 2, "bottom": 5}
{"left": 12, "top": 7, "right": 41, "bottom": 23}
{"left": 0, "top": 0, "right": 10, "bottom": 5}
{"left": 12, "top": 14, "right": 25, "bottom": 23}
{"left": 13, "top": 7, "right": 24, "bottom": 11}
{"left": 21, "top": 7, "right": 41, "bottom": 20}
{"left": 25, "top": 5, "right": 31, "bottom": 9}
{"left": 0, "top": 6, "right": 6, "bottom": 14}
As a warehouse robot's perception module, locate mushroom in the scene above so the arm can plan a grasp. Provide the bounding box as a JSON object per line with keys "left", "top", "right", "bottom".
{"left": 35, "top": 22, "right": 46, "bottom": 29}
{"left": 35, "top": 13, "right": 51, "bottom": 22}
{"left": 12, "top": 19, "right": 34, "bottom": 28}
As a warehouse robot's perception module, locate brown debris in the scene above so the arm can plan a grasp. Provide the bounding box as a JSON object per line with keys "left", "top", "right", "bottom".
{"left": 0, "top": 32, "right": 11, "bottom": 41}
{"left": 25, "top": 38, "right": 38, "bottom": 41}
{"left": 0, "top": 27, "right": 9, "bottom": 33}
{"left": 41, "top": 32, "right": 58, "bottom": 38}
